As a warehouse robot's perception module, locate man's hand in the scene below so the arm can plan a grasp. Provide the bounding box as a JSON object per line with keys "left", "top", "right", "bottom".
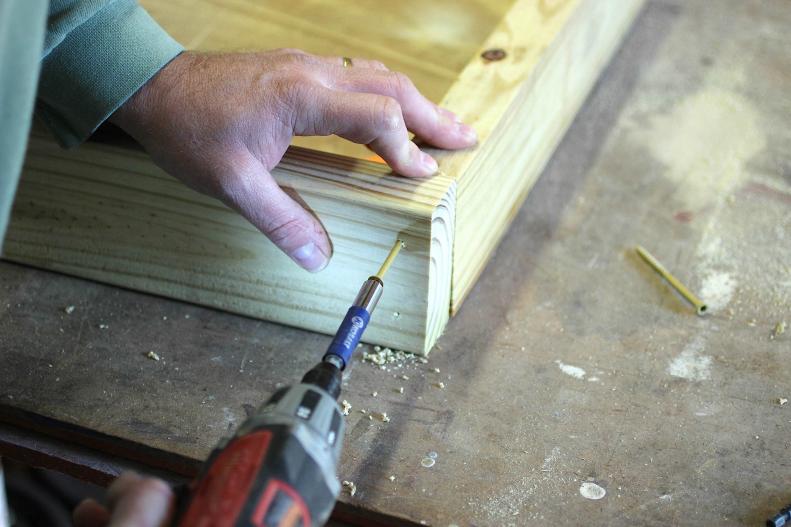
{"left": 111, "top": 49, "right": 477, "bottom": 272}
{"left": 73, "top": 472, "right": 174, "bottom": 527}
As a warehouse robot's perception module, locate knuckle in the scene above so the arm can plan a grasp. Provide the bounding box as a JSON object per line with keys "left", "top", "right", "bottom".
{"left": 372, "top": 96, "right": 403, "bottom": 132}
{"left": 370, "top": 60, "right": 387, "bottom": 70}
{"left": 387, "top": 71, "right": 415, "bottom": 96}
{"left": 266, "top": 215, "right": 308, "bottom": 245}
{"left": 272, "top": 73, "right": 313, "bottom": 106}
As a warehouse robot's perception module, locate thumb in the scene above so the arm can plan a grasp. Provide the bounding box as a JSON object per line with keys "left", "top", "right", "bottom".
{"left": 218, "top": 150, "right": 332, "bottom": 272}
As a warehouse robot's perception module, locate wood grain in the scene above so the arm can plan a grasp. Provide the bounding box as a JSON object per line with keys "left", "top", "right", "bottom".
{"left": 4, "top": 0, "right": 641, "bottom": 353}
{"left": 427, "top": 0, "right": 646, "bottom": 310}
{"left": 6, "top": 132, "right": 454, "bottom": 353}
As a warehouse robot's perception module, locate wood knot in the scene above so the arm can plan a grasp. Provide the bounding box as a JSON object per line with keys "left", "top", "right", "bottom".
{"left": 481, "top": 48, "right": 507, "bottom": 62}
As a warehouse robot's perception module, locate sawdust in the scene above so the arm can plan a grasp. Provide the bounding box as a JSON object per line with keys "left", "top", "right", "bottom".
{"left": 362, "top": 346, "right": 419, "bottom": 369}
{"left": 633, "top": 82, "right": 771, "bottom": 317}
{"left": 668, "top": 335, "right": 712, "bottom": 381}
{"left": 771, "top": 321, "right": 787, "bottom": 340}
{"left": 699, "top": 271, "right": 736, "bottom": 313}
{"left": 342, "top": 480, "right": 356, "bottom": 497}
{"left": 635, "top": 88, "right": 765, "bottom": 212}
{"left": 373, "top": 412, "right": 390, "bottom": 423}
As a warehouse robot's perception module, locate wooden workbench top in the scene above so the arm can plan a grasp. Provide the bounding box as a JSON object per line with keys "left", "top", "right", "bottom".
{"left": 1, "top": 1, "right": 789, "bottom": 525}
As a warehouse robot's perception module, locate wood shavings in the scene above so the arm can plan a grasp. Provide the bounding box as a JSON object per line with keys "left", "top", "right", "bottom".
{"left": 63, "top": 305, "right": 75, "bottom": 314}
{"left": 362, "top": 346, "right": 417, "bottom": 367}
{"left": 342, "top": 480, "right": 356, "bottom": 497}
{"left": 146, "top": 351, "right": 161, "bottom": 361}
{"left": 373, "top": 412, "right": 390, "bottom": 423}
{"left": 771, "top": 321, "right": 786, "bottom": 340}
{"left": 341, "top": 400, "right": 352, "bottom": 416}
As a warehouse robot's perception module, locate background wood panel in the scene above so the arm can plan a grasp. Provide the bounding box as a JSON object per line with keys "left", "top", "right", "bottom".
{"left": 142, "top": 0, "right": 515, "bottom": 159}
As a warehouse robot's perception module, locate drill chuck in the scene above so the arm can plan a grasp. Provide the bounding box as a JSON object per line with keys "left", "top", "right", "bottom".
{"left": 322, "top": 276, "right": 383, "bottom": 369}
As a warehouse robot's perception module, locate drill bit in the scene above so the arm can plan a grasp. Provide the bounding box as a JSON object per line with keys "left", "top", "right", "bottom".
{"left": 323, "top": 238, "right": 405, "bottom": 370}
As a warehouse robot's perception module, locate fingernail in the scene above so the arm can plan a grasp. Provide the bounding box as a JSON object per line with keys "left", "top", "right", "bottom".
{"left": 291, "top": 242, "right": 329, "bottom": 272}
{"left": 421, "top": 152, "right": 438, "bottom": 174}
{"left": 458, "top": 123, "right": 477, "bottom": 143}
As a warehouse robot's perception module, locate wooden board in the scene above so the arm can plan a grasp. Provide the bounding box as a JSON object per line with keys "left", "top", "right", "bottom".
{"left": 3, "top": 0, "right": 643, "bottom": 353}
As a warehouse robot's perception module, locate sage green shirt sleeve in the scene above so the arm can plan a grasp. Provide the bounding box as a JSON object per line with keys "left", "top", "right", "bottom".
{"left": 1, "top": 0, "right": 183, "bottom": 249}
{"left": 37, "top": 0, "right": 184, "bottom": 147}
{"left": 0, "top": 1, "right": 47, "bottom": 252}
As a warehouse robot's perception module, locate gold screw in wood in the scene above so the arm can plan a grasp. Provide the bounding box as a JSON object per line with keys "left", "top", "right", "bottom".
{"left": 635, "top": 245, "right": 707, "bottom": 316}
{"left": 376, "top": 239, "right": 405, "bottom": 280}
{"left": 481, "top": 48, "right": 507, "bottom": 62}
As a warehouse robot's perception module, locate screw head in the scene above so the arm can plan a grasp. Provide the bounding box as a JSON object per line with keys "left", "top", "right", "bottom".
{"left": 481, "top": 48, "right": 507, "bottom": 62}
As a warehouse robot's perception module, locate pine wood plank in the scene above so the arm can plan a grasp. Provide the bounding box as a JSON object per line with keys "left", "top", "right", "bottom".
{"left": 6, "top": 133, "right": 454, "bottom": 353}
{"left": 426, "top": 0, "right": 645, "bottom": 311}
{"left": 4, "top": 0, "right": 642, "bottom": 353}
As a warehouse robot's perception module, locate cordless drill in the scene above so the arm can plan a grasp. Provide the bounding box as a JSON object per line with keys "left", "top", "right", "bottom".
{"left": 175, "top": 240, "right": 404, "bottom": 527}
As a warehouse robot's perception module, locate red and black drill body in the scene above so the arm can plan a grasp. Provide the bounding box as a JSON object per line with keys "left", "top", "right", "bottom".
{"left": 175, "top": 276, "right": 385, "bottom": 527}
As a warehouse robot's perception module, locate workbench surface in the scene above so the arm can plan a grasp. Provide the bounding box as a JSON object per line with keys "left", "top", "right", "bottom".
{"left": 2, "top": 1, "right": 790, "bottom": 525}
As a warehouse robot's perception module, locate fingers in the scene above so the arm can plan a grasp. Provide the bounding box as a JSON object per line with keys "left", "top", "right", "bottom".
{"left": 217, "top": 150, "right": 332, "bottom": 272}
{"left": 296, "top": 87, "right": 438, "bottom": 178}
{"left": 105, "top": 472, "right": 174, "bottom": 527}
{"left": 331, "top": 69, "right": 477, "bottom": 150}
{"left": 73, "top": 498, "right": 111, "bottom": 527}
